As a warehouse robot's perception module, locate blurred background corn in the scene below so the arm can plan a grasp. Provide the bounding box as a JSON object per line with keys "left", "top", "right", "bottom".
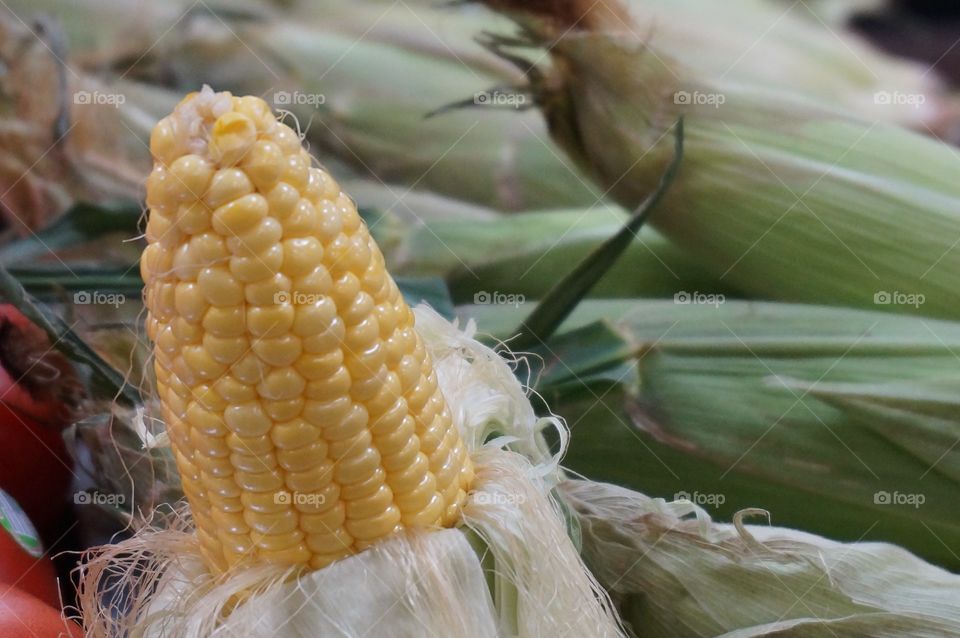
{"left": 142, "top": 88, "right": 473, "bottom": 571}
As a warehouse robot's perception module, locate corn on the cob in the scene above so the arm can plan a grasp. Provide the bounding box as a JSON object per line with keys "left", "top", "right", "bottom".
{"left": 141, "top": 87, "right": 473, "bottom": 571}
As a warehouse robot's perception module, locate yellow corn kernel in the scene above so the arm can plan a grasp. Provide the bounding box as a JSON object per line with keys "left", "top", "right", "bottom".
{"left": 143, "top": 87, "right": 473, "bottom": 573}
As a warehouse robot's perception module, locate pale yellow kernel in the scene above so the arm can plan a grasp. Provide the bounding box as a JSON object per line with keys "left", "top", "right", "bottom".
{"left": 383, "top": 441, "right": 423, "bottom": 475}
{"left": 188, "top": 231, "right": 228, "bottom": 262}
{"left": 245, "top": 509, "right": 299, "bottom": 536}
{"left": 151, "top": 283, "right": 177, "bottom": 320}
{"left": 272, "top": 125, "right": 303, "bottom": 154}
{"left": 401, "top": 494, "right": 444, "bottom": 527}
{"left": 344, "top": 316, "right": 379, "bottom": 350}
{"left": 204, "top": 168, "right": 254, "bottom": 209}
{"left": 252, "top": 529, "right": 306, "bottom": 553}
{"left": 341, "top": 467, "right": 386, "bottom": 500}
{"left": 332, "top": 272, "right": 361, "bottom": 305}
{"left": 169, "top": 154, "right": 215, "bottom": 201}
{"left": 156, "top": 325, "right": 178, "bottom": 355}
{"left": 257, "top": 368, "right": 305, "bottom": 401}
{"left": 172, "top": 317, "right": 203, "bottom": 344}
{"left": 345, "top": 485, "right": 393, "bottom": 520}
{"left": 302, "top": 396, "right": 352, "bottom": 426}
{"left": 370, "top": 403, "right": 408, "bottom": 437}
{"left": 301, "top": 317, "right": 345, "bottom": 354}
{"left": 304, "top": 367, "right": 351, "bottom": 402}
{"left": 281, "top": 237, "right": 324, "bottom": 277}
{"left": 211, "top": 193, "right": 268, "bottom": 236}
{"left": 171, "top": 242, "right": 202, "bottom": 280}
{"left": 230, "top": 450, "right": 277, "bottom": 473}
{"left": 194, "top": 383, "right": 228, "bottom": 411}
{"left": 234, "top": 468, "right": 285, "bottom": 492}
{"left": 292, "top": 266, "right": 333, "bottom": 297}
{"left": 210, "top": 111, "right": 257, "bottom": 166}
{"left": 246, "top": 304, "right": 295, "bottom": 338}
{"left": 300, "top": 502, "right": 346, "bottom": 533}
{"left": 186, "top": 403, "right": 228, "bottom": 437}
{"left": 213, "top": 375, "right": 258, "bottom": 403}
{"left": 174, "top": 282, "right": 208, "bottom": 323}
{"left": 194, "top": 453, "right": 234, "bottom": 477}
{"left": 145, "top": 212, "right": 175, "bottom": 244}
{"left": 294, "top": 351, "right": 343, "bottom": 381}
{"left": 203, "top": 473, "right": 242, "bottom": 498}
{"left": 316, "top": 200, "right": 344, "bottom": 243}
{"left": 226, "top": 433, "right": 273, "bottom": 455}
{"left": 224, "top": 403, "right": 272, "bottom": 437}
{"left": 259, "top": 544, "right": 311, "bottom": 565}
{"left": 281, "top": 199, "right": 319, "bottom": 237}
{"left": 305, "top": 529, "right": 353, "bottom": 555}
{"left": 229, "top": 244, "right": 283, "bottom": 282}
{"left": 334, "top": 447, "right": 381, "bottom": 485}
{"left": 145, "top": 165, "right": 172, "bottom": 210}
{"left": 393, "top": 473, "right": 437, "bottom": 512}
{"left": 323, "top": 407, "right": 368, "bottom": 447}
{"left": 210, "top": 508, "right": 250, "bottom": 536}
{"left": 239, "top": 489, "right": 287, "bottom": 515}
{"left": 345, "top": 506, "right": 401, "bottom": 541}
{"left": 270, "top": 418, "right": 319, "bottom": 449}
{"left": 227, "top": 217, "right": 283, "bottom": 257}
{"left": 203, "top": 335, "right": 248, "bottom": 366}
{"left": 182, "top": 345, "right": 228, "bottom": 380}
{"left": 372, "top": 412, "right": 414, "bottom": 456}
{"left": 239, "top": 139, "right": 283, "bottom": 190}
{"left": 263, "top": 398, "right": 304, "bottom": 422}
{"left": 280, "top": 153, "right": 310, "bottom": 189}
{"left": 245, "top": 273, "right": 291, "bottom": 306}
{"left": 203, "top": 306, "right": 246, "bottom": 337}
{"left": 251, "top": 335, "right": 302, "bottom": 367}
{"left": 396, "top": 355, "right": 421, "bottom": 393}
{"left": 265, "top": 182, "right": 300, "bottom": 219}
{"left": 233, "top": 95, "right": 273, "bottom": 126}
{"left": 218, "top": 532, "right": 255, "bottom": 560}
{"left": 230, "top": 352, "right": 269, "bottom": 385}
{"left": 363, "top": 373, "right": 403, "bottom": 414}
{"left": 292, "top": 297, "right": 337, "bottom": 338}
{"left": 149, "top": 117, "right": 178, "bottom": 165}
{"left": 344, "top": 343, "right": 386, "bottom": 379}
{"left": 274, "top": 443, "right": 328, "bottom": 475}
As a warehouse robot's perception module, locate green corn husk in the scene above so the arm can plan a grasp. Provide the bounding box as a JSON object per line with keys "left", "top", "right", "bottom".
{"left": 480, "top": 0, "right": 960, "bottom": 319}
{"left": 11, "top": 0, "right": 955, "bottom": 216}
{"left": 464, "top": 299, "right": 960, "bottom": 568}
{"left": 364, "top": 201, "right": 731, "bottom": 304}
{"left": 563, "top": 479, "right": 960, "bottom": 638}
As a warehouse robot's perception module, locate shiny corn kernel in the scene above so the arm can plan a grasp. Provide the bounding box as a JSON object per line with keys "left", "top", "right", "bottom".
{"left": 143, "top": 87, "right": 472, "bottom": 574}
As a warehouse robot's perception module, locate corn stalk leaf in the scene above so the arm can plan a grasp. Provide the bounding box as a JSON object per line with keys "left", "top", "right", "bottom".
{"left": 512, "top": 119, "right": 684, "bottom": 348}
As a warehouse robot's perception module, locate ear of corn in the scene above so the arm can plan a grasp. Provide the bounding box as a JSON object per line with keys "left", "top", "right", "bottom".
{"left": 481, "top": 0, "right": 960, "bottom": 320}
{"left": 466, "top": 298, "right": 960, "bottom": 568}
{"left": 142, "top": 87, "right": 473, "bottom": 571}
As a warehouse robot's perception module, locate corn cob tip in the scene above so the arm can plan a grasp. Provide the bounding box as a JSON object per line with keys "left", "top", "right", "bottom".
{"left": 142, "top": 86, "right": 474, "bottom": 572}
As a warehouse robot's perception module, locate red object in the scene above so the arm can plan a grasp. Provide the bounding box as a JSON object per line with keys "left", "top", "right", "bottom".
{"left": 0, "top": 494, "right": 60, "bottom": 607}
{"left": 0, "top": 587, "right": 82, "bottom": 637}
{"left": 0, "top": 305, "right": 83, "bottom": 543}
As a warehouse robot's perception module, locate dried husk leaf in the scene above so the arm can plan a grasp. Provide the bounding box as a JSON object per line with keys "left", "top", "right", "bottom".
{"left": 562, "top": 479, "right": 960, "bottom": 638}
